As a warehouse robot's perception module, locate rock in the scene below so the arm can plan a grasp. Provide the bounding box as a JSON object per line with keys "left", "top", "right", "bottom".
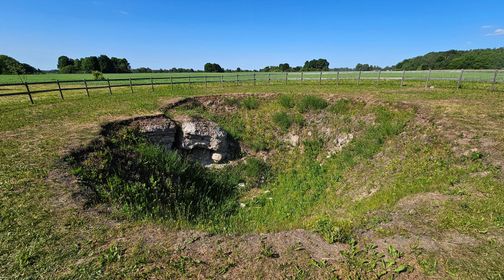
{"left": 180, "top": 119, "right": 227, "bottom": 151}
{"left": 179, "top": 117, "right": 240, "bottom": 165}
{"left": 334, "top": 133, "right": 354, "bottom": 151}
{"left": 211, "top": 153, "right": 223, "bottom": 163}
{"left": 327, "top": 133, "right": 354, "bottom": 157}
{"left": 132, "top": 116, "right": 177, "bottom": 149}
{"left": 286, "top": 134, "right": 300, "bottom": 146}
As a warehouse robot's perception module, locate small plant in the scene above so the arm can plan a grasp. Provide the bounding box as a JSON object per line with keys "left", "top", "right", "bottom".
{"left": 297, "top": 95, "right": 328, "bottom": 113}
{"left": 313, "top": 217, "right": 353, "bottom": 244}
{"left": 242, "top": 96, "right": 259, "bottom": 110}
{"left": 292, "top": 113, "right": 305, "bottom": 126}
{"left": 278, "top": 94, "right": 295, "bottom": 109}
{"left": 329, "top": 99, "right": 352, "bottom": 114}
{"left": 99, "top": 244, "right": 122, "bottom": 267}
{"left": 419, "top": 256, "right": 438, "bottom": 275}
{"left": 272, "top": 111, "right": 292, "bottom": 131}
{"left": 260, "top": 242, "right": 279, "bottom": 258}
{"left": 470, "top": 151, "right": 483, "bottom": 161}
{"left": 387, "top": 245, "right": 403, "bottom": 259}
{"left": 223, "top": 97, "right": 241, "bottom": 107}
{"left": 92, "top": 71, "right": 105, "bottom": 80}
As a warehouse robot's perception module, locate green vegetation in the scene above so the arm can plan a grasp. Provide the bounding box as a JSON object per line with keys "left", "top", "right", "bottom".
{"left": 57, "top": 55, "right": 131, "bottom": 73}
{"left": 395, "top": 47, "right": 504, "bottom": 70}
{"left": 302, "top": 58, "right": 330, "bottom": 71}
{"left": 69, "top": 128, "right": 238, "bottom": 220}
{"left": 203, "top": 63, "right": 224, "bottom": 73}
{"left": 241, "top": 96, "right": 259, "bottom": 110}
{"left": 0, "top": 55, "right": 39, "bottom": 75}
{"left": 296, "top": 95, "right": 328, "bottom": 112}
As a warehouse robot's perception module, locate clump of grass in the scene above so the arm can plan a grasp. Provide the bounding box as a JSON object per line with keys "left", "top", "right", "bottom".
{"left": 292, "top": 113, "right": 305, "bottom": 126}
{"left": 278, "top": 94, "right": 295, "bottom": 109}
{"left": 297, "top": 95, "right": 328, "bottom": 112}
{"left": 223, "top": 97, "right": 241, "bottom": 107}
{"left": 329, "top": 99, "right": 353, "bottom": 114}
{"left": 272, "top": 111, "right": 292, "bottom": 131}
{"left": 313, "top": 217, "right": 353, "bottom": 244}
{"left": 242, "top": 96, "right": 259, "bottom": 110}
{"left": 222, "top": 157, "right": 271, "bottom": 190}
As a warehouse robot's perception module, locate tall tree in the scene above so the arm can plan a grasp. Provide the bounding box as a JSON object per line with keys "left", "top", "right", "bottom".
{"left": 57, "top": 56, "right": 74, "bottom": 70}
{"left": 302, "top": 59, "right": 330, "bottom": 71}
{"left": 204, "top": 63, "right": 224, "bottom": 72}
{"left": 81, "top": 56, "right": 100, "bottom": 72}
{"left": 98, "top": 55, "right": 115, "bottom": 73}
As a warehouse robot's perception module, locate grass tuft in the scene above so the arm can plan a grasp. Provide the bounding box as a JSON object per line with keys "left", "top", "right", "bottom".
{"left": 297, "top": 95, "right": 328, "bottom": 112}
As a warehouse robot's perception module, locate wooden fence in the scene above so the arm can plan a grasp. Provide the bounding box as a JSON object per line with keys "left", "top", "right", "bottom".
{"left": 0, "top": 70, "right": 502, "bottom": 104}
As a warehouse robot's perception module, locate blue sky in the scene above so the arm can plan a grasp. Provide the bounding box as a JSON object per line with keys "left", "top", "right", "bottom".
{"left": 1, "top": 0, "right": 503, "bottom": 70}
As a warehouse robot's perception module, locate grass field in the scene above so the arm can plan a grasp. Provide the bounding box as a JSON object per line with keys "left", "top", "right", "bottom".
{"left": 0, "top": 70, "right": 503, "bottom": 85}
{"left": 1, "top": 81, "right": 504, "bottom": 278}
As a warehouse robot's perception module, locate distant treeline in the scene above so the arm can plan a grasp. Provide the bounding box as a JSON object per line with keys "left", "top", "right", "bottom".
{"left": 0, "top": 55, "right": 40, "bottom": 75}
{"left": 57, "top": 55, "right": 131, "bottom": 73}
{"left": 394, "top": 48, "right": 504, "bottom": 70}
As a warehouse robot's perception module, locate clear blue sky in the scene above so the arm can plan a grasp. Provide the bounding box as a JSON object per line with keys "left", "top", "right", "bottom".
{"left": 1, "top": 0, "right": 503, "bottom": 70}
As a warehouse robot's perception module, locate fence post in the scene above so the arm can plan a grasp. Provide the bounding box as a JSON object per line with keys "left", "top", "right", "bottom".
{"left": 425, "top": 69, "right": 432, "bottom": 89}
{"left": 205, "top": 76, "right": 208, "bottom": 88}
{"left": 56, "top": 80, "right": 64, "bottom": 100}
{"left": 400, "top": 70, "right": 406, "bottom": 87}
{"left": 171, "top": 76, "right": 174, "bottom": 90}
{"left": 336, "top": 71, "right": 340, "bottom": 86}
{"left": 357, "top": 71, "right": 362, "bottom": 85}
{"left": 301, "top": 72, "right": 304, "bottom": 83}
{"left": 319, "top": 71, "right": 322, "bottom": 85}
{"left": 285, "top": 72, "right": 288, "bottom": 84}
{"left": 377, "top": 70, "right": 381, "bottom": 84}
{"left": 492, "top": 69, "right": 498, "bottom": 91}
{"left": 83, "top": 80, "right": 90, "bottom": 97}
{"left": 457, "top": 69, "right": 464, "bottom": 89}
{"left": 253, "top": 73, "right": 256, "bottom": 86}
{"left": 151, "top": 77, "right": 154, "bottom": 92}
{"left": 24, "top": 82, "right": 34, "bottom": 104}
{"left": 129, "top": 78, "right": 134, "bottom": 93}
{"left": 268, "top": 73, "right": 271, "bottom": 84}
{"left": 107, "top": 79, "right": 112, "bottom": 95}
{"left": 221, "top": 75, "right": 224, "bottom": 87}
{"left": 236, "top": 74, "right": 239, "bottom": 86}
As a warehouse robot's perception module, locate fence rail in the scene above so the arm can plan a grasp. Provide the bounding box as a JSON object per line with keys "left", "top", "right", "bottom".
{"left": 0, "top": 69, "right": 503, "bottom": 104}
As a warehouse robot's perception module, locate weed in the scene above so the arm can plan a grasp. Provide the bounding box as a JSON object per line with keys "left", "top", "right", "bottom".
{"left": 99, "top": 244, "right": 122, "bottom": 268}
{"left": 272, "top": 111, "right": 292, "bottom": 131}
{"left": 297, "top": 95, "right": 328, "bottom": 112}
{"left": 328, "top": 99, "right": 353, "bottom": 114}
{"left": 419, "top": 256, "right": 438, "bottom": 275}
{"left": 470, "top": 151, "right": 483, "bottom": 161}
{"left": 242, "top": 96, "right": 259, "bottom": 110}
{"left": 260, "top": 242, "right": 279, "bottom": 258}
{"left": 278, "top": 94, "right": 295, "bottom": 108}
{"left": 313, "top": 217, "right": 353, "bottom": 244}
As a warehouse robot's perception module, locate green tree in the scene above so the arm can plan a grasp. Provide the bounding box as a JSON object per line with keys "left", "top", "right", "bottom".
{"left": 302, "top": 59, "right": 330, "bottom": 71}
{"left": 81, "top": 56, "right": 100, "bottom": 72}
{"left": 204, "top": 63, "right": 224, "bottom": 72}
{"left": 0, "top": 55, "right": 38, "bottom": 74}
{"left": 98, "top": 55, "right": 115, "bottom": 73}
{"left": 57, "top": 56, "right": 74, "bottom": 70}
{"left": 279, "top": 63, "right": 290, "bottom": 72}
